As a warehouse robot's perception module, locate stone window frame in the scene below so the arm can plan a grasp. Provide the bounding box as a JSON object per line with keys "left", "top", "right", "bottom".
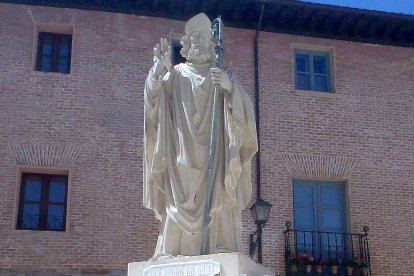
{"left": 281, "top": 153, "right": 355, "bottom": 231}
{"left": 294, "top": 49, "right": 332, "bottom": 92}
{"left": 13, "top": 166, "right": 70, "bottom": 232}
{"left": 32, "top": 24, "right": 74, "bottom": 74}
{"left": 290, "top": 43, "right": 336, "bottom": 96}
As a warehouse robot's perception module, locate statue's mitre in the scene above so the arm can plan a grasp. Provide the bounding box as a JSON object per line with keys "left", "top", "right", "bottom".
{"left": 185, "top": 13, "right": 211, "bottom": 35}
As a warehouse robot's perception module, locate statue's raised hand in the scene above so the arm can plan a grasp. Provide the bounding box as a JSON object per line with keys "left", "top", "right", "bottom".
{"left": 153, "top": 38, "right": 172, "bottom": 77}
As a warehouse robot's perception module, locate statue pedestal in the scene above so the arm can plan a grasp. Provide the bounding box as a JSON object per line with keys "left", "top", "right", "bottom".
{"left": 128, "top": 252, "right": 275, "bottom": 276}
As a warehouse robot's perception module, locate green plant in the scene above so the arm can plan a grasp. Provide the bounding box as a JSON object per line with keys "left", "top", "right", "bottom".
{"left": 325, "top": 258, "right": 339, "bottom": 267}
{"left": 345, "top": 259, "right": 358, "bottom": 268}
{"left": 355, "top": 256, "right": 369, "bottom": 268}
{"left": 312, "top": 258, "right": 323, "bottom": 266}
{"left": 290, "top": 253, "right": 299, "bottom": 265}
{"left": 359, "top": 260, "right": 369, "bottom": 268}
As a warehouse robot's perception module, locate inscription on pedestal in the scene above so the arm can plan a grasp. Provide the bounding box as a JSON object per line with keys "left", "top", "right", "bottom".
{"left": 143, "top": 260, "right": 221, "bottom": 276}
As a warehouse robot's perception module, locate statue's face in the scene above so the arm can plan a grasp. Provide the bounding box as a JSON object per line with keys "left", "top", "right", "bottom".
{"left": 187, "top": 31, "right": 214, "bottom": 64}
{"left": 189, "top": 31, "right": 211, "bottom": 49}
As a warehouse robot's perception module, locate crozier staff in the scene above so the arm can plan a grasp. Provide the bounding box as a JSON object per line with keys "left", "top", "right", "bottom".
{"left": 201, "top": 16, "right": 224, "bottom": 255}
{"left": 143, "top": 13, "right": 257, "bottom": 259}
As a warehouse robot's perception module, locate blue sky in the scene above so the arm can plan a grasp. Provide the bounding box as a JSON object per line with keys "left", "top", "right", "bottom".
{"left": 300, "top": 0, "right": 414, "bottom": 15}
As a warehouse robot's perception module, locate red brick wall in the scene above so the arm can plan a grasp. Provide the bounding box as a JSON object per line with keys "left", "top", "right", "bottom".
{"left": 257, "top": 31, "right": 414, "bottom": 275}
{"left": 0, "top": 3, "right": 413, "bottom": 276}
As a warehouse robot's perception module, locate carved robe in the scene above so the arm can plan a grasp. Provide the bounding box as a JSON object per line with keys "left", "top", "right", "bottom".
{"left": 144, "top": 62, "right": 257, "bottom": 258}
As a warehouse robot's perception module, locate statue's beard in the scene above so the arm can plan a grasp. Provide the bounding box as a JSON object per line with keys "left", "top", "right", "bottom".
{"left": 187, "top": 47, "right": 213, "bottom": 65}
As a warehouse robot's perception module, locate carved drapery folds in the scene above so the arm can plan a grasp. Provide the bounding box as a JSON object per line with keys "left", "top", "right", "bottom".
{"left": 10, "top": 144, "right": 81, "bottom": 167}
{"left": 281, "top": 153, "right": 356, "bottom": 179}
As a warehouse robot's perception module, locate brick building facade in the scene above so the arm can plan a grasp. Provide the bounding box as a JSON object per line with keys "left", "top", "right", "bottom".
{"left": 0, "top": 1, "right": 413, "bottom": 275}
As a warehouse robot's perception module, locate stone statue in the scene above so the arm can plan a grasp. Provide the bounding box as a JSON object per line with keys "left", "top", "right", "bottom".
{"left": 143, "top": 13, "right": 257, "bottom": 259}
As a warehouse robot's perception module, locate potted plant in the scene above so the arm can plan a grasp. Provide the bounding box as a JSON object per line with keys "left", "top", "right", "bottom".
{"left": 290, "top": 253, "right": 299, "bottom": 272}
{"left": 345, "top": 259, "right": 358, "bottom": 276}
{"left": 305, "top": 256, "right": 314, "bottom": 273}
{"left": 297, "top": 251, "right": 308, "bottom": 271}
{"left": 325, "top": 258, "right": 339, "bottom": 275}
{"left": 313, "top": 258, "right": 323, "bottom": 274}
{"left": 359, "top": 260, "right": 369, "bottom": 276}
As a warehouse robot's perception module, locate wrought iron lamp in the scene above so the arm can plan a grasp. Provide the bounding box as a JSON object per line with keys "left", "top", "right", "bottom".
{"left": 249, "top": 199, "right": 272, "bottom": 264}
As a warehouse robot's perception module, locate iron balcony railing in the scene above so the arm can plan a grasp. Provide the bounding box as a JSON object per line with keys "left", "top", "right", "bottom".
{"left": 284, "top": 221, "right": 371, "bottom": 276}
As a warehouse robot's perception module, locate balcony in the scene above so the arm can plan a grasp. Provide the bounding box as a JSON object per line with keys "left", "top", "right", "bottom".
{"left": 284, "top": 221, "right": 371, "bottom": 276}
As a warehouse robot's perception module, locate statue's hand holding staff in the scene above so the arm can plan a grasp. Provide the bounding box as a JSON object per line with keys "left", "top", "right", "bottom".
{"left": 210, "top": 67, "right": 233, "bottom": 94}
{"left": 153, "top": 38, "right": 172, "bottom": 77}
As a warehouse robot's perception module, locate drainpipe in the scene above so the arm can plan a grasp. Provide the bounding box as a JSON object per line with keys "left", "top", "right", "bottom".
{"left": 254, "top": 0, "right": 265, "bottom": 264}
{"left": 255, "top": 1, "right": 265, "bottom": 200}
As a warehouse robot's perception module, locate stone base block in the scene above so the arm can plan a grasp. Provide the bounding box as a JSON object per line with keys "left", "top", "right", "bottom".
{"left": 128, "top": 252, "right": 275, "bottom": 276}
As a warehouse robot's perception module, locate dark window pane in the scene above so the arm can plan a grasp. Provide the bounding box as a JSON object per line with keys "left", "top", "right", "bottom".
{"left": 321, "top": 209, "right": 341, "bottom": 230}
{"left": 42, "top": 39, "right": 53, "bottom": 56}
{"left": 294, "top": 207, "right": 314, "bottom": 229}
{"left": 58, "top": 58, "right": 68, "bottom": 73}
{"left": 41, "top": 57, "right": 52, "bottom": 71}
{"left": 49, "top": 180, "right": 66, "bottom": 202}
{"left": 293, "top": 180, "right": 346, "bottom": 260}
{"left": 314, "top": 75, "right": 328, "bottom": 92}
{"left": 18, "top": 173, "right": 67, "bottom": 231}
{"left": 36, "top": 33, "right": 71, "bottom": 73}
{"left": 22, "top": 203, "right": 40, "bottom": 228}
{"left": 294, "top": 180, "right": 316, "bottom": 230}
{"left": 294, "top": 186, "right": 314, "bottom": 206}
{"left": 24, "top": 178, "right": 41, "bottom": 201}
{"left": 313, "top": 55, "right": 327, "bottom": 74}
{"left": 297, "top": 73, "right": 310, "bottom": 90}
{"left": 296, "top": 54, "right": 309, "bottom": 72}
{"left": 59, "top": 44, "right": 69, "bottom": 57}
{"left": 47, "top": 205, "right": 64, "bottom": 230}
{"left": 172, "top": 43, "right": 186, "bottom": 65}
{"left": 42, "top": 44, "right": 52, "bottom": 56}
{"left": 320, "top": 186, "right": 342, "bottom": 232}
{"left": 23, "top": 203, "right": 40, "bottom": 215}
{"left": 320, "top": 187, "right": 340, "bottom": 208}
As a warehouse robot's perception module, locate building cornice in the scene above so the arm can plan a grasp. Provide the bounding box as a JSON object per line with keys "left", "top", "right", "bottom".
{"left": 2, "top": 0, "right": 414, "bottom": 47}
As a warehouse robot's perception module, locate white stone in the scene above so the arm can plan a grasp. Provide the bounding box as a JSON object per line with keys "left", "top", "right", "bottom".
{"left": 128, "top": 253, "right": 275, "bottom": 276}
{"left": 143, "top": 260, "right": 220, "bottom": 276}
{"left": 144, "top": 12, "right": 258, "bottom": 258}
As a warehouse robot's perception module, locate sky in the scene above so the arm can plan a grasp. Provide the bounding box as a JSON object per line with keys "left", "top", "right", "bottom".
{"left": 300, "top": 0, "right": 414, "bottom": 15}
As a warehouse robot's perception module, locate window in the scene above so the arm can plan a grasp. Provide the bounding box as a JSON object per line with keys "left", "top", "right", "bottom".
{"left": 293, "top": 179, "right": 346, "bottom": 232}
{"left": 172, "top": 40, "right": 186, "bottom": 65}
{"left": 294, "top": 49, "right": 332, "bottom": 92}
{"left": 36, "top": 32, "right": 72, "bottom": 73}
{"left": 293, "top": 179, "right": 347, "bottom": 257}
{"left": 17, "top": 173, "right": 68, "bottom": 231}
